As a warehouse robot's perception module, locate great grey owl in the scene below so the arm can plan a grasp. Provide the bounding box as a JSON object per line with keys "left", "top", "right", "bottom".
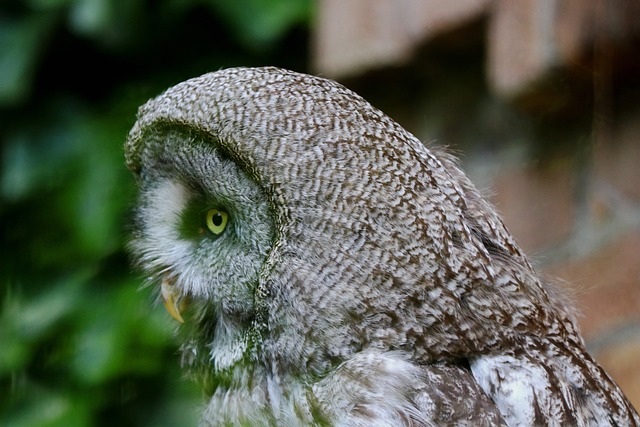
{"left": 126, "top": 67, "right": 639, "bottom": 426}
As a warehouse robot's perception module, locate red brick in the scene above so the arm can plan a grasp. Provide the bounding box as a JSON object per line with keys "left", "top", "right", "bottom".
{"left": 488, "top": 0, "right": 640, "bottom": 100}
{"left": 489, "top": 160, "right": 576, "bottom": 253}
{"left": 545, "top": 232, "right": 640, "bottom": 339}
{"left": 487, "top": 0, "right": 553, "bottom": 97}
{"left": 553, "top": 0, "right": 596, "bottom": 63}
{"left": 593, "top": 109, "right": 640, "bottom": 202}
{"left": 313, "top": 0, "right": 491, "bottom": 78}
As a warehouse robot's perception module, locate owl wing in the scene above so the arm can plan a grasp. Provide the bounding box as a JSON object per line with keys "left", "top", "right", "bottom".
{"left": 309, "top": 343, "right": 639, "bottom": 426}
{"left": 415, "top": 363, "right": 508, "bottom": 426}
{"left": 308, "top": 349, "right": 506, "bottom": 426}
{"left": 470, "top": 337, "right": 640, "bottom": 426}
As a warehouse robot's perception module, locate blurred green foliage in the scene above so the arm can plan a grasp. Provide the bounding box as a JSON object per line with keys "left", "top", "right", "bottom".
{"left": 0, "top": 0, "right": 312, "bottom": 425}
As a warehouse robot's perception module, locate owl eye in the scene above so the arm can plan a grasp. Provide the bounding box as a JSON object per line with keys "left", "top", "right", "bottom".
{"left": 205, "top": 209, "right": 228, "bottom": 235}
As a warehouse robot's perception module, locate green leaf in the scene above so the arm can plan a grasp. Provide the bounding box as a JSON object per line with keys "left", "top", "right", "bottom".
{"left": 205, "top": 0, "right": 312, "bottom": 49}
{"left": 2, "top": 388, "right": 92, "bottom": 427}
{"left": 68, "top": 0, "right": 146, "bottom": 48}
{"left": 0, "top": 273, "right": 87, "bottom": 375}
{"left": 0, "top": 14, "right": 57, "bottom": 105}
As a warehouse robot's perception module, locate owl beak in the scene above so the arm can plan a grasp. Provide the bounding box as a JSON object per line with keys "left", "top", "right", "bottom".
{"left": 161, "top": 275, "right": 187, "bottom": 323}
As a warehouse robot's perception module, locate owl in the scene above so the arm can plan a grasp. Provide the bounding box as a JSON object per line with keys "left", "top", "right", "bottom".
{"left": 126, "top": 67, "right": 639, "bottom": 426}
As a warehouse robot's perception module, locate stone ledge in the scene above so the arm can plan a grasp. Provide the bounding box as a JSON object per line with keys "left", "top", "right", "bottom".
{"left": 314, "top": 0, "right": 640, "bottom": 109}
{"left": 313, "top": 0, "right": 491, "bottom": 78}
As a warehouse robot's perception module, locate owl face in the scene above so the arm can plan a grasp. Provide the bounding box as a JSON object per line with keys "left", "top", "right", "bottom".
{"left": 129, "top": 128, "right": 274, "bottom": 331}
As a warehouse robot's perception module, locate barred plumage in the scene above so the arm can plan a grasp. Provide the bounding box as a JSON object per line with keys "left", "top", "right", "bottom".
{"left": 126, "top": 67, "right": 639, "bottom": 426}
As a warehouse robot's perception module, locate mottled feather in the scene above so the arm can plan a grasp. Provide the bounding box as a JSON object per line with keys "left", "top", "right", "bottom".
{"left": 126, "top": 67, "right": 639, "bottom": 426}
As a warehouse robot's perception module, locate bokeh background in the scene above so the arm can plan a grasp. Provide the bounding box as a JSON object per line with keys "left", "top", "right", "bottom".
{"left": 1, "top": 1, "right": 639, "bottom": 425}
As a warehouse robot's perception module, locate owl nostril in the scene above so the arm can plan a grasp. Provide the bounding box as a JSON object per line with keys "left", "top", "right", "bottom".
{"left": 161, "top": 274, "right": 189, "bottom": 323}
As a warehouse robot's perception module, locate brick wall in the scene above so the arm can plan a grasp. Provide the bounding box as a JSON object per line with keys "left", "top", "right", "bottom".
{"left": 314, "top": 0, "right": 640, "bottom": 408}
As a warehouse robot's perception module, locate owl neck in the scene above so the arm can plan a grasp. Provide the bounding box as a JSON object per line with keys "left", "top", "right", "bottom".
{"left": 201, "top": 359, "right": 316, "bottom": 425}
{"left": 206, "top": 313, "right": 262, "bottom": 373}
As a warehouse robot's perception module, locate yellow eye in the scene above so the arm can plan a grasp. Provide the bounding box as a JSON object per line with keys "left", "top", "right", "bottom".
{"left": 205, "top": 209, "right": 228, "bottom": 235}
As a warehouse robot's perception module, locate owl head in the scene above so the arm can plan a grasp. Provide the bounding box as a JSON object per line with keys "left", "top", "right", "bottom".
{"left": 126, "top": 66, "right": 570, "bottom": 379}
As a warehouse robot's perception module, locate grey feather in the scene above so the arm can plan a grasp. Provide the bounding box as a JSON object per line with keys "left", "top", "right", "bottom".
{"left": 126, "top": 67, "right": 639, "bottom": 426}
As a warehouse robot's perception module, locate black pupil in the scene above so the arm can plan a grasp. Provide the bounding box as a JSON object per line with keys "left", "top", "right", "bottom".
{"left": 211, "top": 213, "right": 223, "bottom": 226}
